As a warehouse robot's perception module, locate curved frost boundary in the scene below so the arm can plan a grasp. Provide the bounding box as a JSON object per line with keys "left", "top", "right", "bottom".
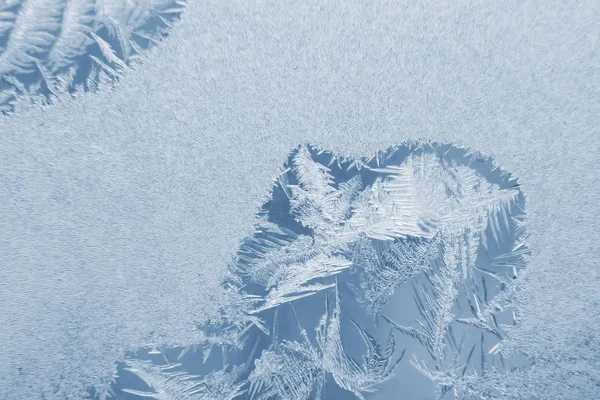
{"left": 111, "top": 142, "right": 529, "bottom": 400}
{"left": 0, "top": 0, "right": 186, "bottom": 114}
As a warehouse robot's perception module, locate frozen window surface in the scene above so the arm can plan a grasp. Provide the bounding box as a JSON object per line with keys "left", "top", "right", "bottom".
{"left": 0, "top": 1, "right": 598, "bottom": 399}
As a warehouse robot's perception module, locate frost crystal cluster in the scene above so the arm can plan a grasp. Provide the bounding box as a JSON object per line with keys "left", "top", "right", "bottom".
{"left": 0, "top": 0, "right": 186, "bottom": 113}
{"left": 114, "top": 143, "right": 528, "bottom": 400}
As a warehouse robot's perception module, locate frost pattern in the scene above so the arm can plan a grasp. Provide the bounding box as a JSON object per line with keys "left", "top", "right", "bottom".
{"left": 0, "top": 0, "right": 186, "bottom": 113}
{"left": 110, "top": 142, "right": 528, "bottom": 399}
{"left": 121, "top": 359, "right": 246, "bottom": 400}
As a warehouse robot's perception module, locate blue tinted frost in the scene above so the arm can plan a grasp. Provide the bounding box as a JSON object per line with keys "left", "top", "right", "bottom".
{"left": 0, "top": 0, "right": 186, "bottom": 113}
{"left": 112, "top": 143, "right": 529, "bottom": 399}
{"left": 1, "top": 1, "right": 598, "bottom": 399}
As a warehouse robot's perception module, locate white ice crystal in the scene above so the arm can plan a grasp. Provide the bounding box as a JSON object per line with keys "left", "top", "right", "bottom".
{"left": 0, "top": 0, "right": 186, "bottom": 113}
{"left": 114, "top": 143, "right": 530, "bottom": 400}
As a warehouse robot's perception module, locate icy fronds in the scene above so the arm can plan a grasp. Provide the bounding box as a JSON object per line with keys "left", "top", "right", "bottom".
{"left": 248, "top": 287, "right": 403, "bottom": 400}
{"left": 253, "top": 254, "right": 352, "bottom": 313}
{"left": 0, "top": 0, "right": 187, "bottom": 113}
{"left": 111, "top": 142, "right": 528, "bottom": 400}
{"left": 352, "top": 233, "right": 442, "bottom": 317}
{"left": 123, "top": 359, "right": 245, "bottom": 400}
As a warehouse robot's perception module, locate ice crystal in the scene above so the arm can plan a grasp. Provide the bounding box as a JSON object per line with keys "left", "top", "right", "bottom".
{"left": 113, "top": 142, "right": 528, "bottom": 399}
{"left": 0, "top": 0, "right": 186, "bottom": 113}
{"left": 122, "top": 359, "right": 245, "bottom": 400}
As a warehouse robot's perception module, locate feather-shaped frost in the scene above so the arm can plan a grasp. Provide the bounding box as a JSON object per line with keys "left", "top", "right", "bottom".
{"left": 0, "top": 0, "right": 187, "bottom": 113}
{"left": 111, "top": 143, "right": 528, "bottom": 400}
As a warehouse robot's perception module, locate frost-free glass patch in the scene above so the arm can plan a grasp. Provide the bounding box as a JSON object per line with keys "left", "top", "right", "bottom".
{"left": 112, "top": 142, "right": 528, "bottom": 400}
{"left": 0, "top": 0, "right": 187, "bottom": 113}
